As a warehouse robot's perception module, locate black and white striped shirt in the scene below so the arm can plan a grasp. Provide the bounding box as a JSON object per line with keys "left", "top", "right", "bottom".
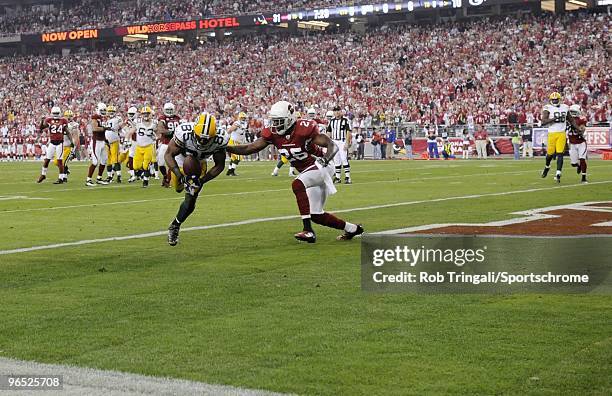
{"left": 326, "top": 117, "right": 352, "bottom": 141}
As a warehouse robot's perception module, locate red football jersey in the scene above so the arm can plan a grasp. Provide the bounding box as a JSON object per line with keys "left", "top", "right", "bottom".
{"left": 567, "top": 116, "right": 587, "bottom": 144}
{"left": 91, "top": 114, "right": 106, "bottom": 141}
{"left": 261, "top": 119, "right": 322, "bottom": 173}
{"left": 45, "top": 117, "right": 68, "bottom": 142}
{"left": 158, "top": 114, "right": 181, "bottom": 144}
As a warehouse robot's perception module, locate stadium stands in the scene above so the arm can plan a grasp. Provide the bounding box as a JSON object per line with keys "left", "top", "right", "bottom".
{"left": 0, "top": 0, "right": 369, "bottom": 35}
{"left": 0, "top": 12, "right": 610, "bottom": 152}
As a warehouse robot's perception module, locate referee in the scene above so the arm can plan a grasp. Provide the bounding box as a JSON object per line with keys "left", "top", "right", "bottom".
{"left": 326, "top": 106, "right": 352, "bottom": 184}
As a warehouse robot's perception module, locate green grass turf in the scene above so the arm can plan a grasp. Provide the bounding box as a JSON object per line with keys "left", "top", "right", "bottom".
{"left": 0, "top": 159, "right": 611, "bottom": 395}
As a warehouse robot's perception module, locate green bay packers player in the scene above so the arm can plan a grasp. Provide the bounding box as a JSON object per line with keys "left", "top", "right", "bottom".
{"left": 541, "top": 92, "right": 569, "bottom": 183}
{"left": 105, "top": 105, "right": 123, "bottom": 183}
{"left": 165, "top": 113, "right": 229, "bottom": 246}
{"left": 123, "top": 106, "right": 138, "bottom": 183}
{"left": 226, "top": 112, "right": 248, "bottom": 176}
{"left": 133, "top": 106, "right": 157, "bottom": 188}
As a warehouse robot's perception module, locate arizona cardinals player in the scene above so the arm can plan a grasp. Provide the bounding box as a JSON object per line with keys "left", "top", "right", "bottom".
{"left": 86, "top": 102, "right": 110, "bottom": 186}
{"left": 567, "top": 104, "right": 588, "bottom": 184}
{"left": 156, "top": 102, "right": 181, "bottom": 187}
{"left": 227, "top": 101, "right": 364, "bottom": 243}
{"left": 37, "top": 106, "right": 68, "bottom": 184}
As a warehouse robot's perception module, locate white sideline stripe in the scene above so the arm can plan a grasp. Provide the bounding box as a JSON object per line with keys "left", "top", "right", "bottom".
{"left": 0, "top": 188, "right": 288, "bottom": 214}
{"left": 0, "top": 357, "right": 288, "bottom": 396}
{"left": 1, "top": 181, "right": 611, "bottom": 256}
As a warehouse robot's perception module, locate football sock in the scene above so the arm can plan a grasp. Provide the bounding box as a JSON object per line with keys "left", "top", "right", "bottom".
{"left": 311, "top": 213, "right": 346, "bottom": 230}
{"left": 272, "top": 167, "right": 279, "bottom": 176}
{"left": 344, "top": 222, "right": 358, "bottom": 233}
{"left": 41, "top": 167, "right": 48, "bottom": 176}
{"left": 545, "top": 154, "right": 553, "bottom": 167}
{"left": 98, "top": 165, "right": 105, "bottom": 177}
{"left": 302, "top": 218, "right": 313, "bottom": 233}
{"left": 556, "top": 154, "right": 564, "bottom": 171}
{"left": 291, "top": 179, "right": 310, "bottom": 217}
{"left": 176, "top": 193, "right": 198, "bottom": 223}
{"left": 276, "top": 159, "right": 284, "bottom": 169}
{"left": 171, "top": 218, "right": 182, "bottom": 228}
{"left": 87, "top": 164, "right": 95, "bottom": 178}
{"left": 344, "top": 163, "right": 351, "bottom": 180}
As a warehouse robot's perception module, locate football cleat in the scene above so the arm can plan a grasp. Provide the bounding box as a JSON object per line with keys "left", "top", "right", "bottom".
{"left": 337, "top": 224, "right": 365, "bottom": 241}
{"left": 53, "top": 179, "right": 64, "bottom": 184}
{"left": 142, "top": 179, "right": 149, "bottom": 188}
{"left": 37, "top": 175, "right": 46, "bottom": 183}
{"left": 333, "top": 177, "right": 342, "bottom": 184}
{"left": 117, "top": 176, "right": 122, "bottom": 183}
{"left": 85, "top": 180, "right": 96, "bottom": 187}
{"left": 105, "top": 176, "right": 113, "bottom": 183}
{"left": 294, "top": 230, "right": 316, "bottom": 243}
{"left": 154, "top": 176, "right": 160, "bottom": 180}
{"left": 555, "top": 174, "right": 561, "bottom": 184}
{"left": 226, "top": 168, "right": 234, "bottom": 176}
{"left": 96, "top": 178, "right": 109, "bottom": 185}
{"left": 168, "top": 223, "right": 180, "bottom": 246}
{"left": 581, "top": 176, "right": 588, "bottom": 184}
{"left": 271, "top": 171, "right": 278, "bottom": 177}
{"left": 128, "top": 176, "right": 137, "bottom": 183}
{"left": 345, "top": 178, "right": 352, "bottom": 185}
{"left": 541, "top": 167, "right": 550, "bottom": 178}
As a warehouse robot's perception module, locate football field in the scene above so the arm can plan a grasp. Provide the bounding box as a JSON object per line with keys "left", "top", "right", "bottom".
{"left": 1, "top": 159, "right": 611, "bottom": 395}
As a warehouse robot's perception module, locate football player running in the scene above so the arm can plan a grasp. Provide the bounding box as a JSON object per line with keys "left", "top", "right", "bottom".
{"left": 540, "top": 92, "right": 569, "bottom": 183}
{"left": 227, "top": 101, "right": 363, "bottom": 243}
{"left": 156, "top": 102, "right": 181, "bottom": 187}
{"left": 226, "top": 112, "right": 248, "bottom": 176}
{"left": 133, "top": 106, "right": 157, "bottom": 188}
{"left": 86, "top": 102, "right": 110, "bottom": 186}
{"left": 165, "top": 113, "right": 229, "bottom": 246}
{"left": 37, "top": 106, "right": 68, "bottom": 184}
{"left": 104, "top": 105, "right": 123, "bottom": 183}
{"left": 567, "top": 104, "right": 589, "bottom": 184}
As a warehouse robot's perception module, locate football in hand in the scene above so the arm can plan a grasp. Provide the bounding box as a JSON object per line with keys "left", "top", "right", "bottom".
{"left": 182, "top": 155, "right": 201, "bottom": 178}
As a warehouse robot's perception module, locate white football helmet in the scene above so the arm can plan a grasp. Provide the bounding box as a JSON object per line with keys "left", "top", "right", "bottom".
{"left": 163, "top": 102, "right": 175, "bottom": 117}
{"left": 51, "top": 106, "right": 61, "bottom": 119}
{"left": 127, "top": 106, "right": 137, "bottom": 121}
{"left": 569, "top": 104, "right": 581, "bottom": 117}
{"left": 96, "top": 102, "right": 107, "bottom": 116}
{"left": 307, "top": 108, "right": 316, "bottom": 120}
{"left": 269, "top": 101, "right": 296, "bottom": 135}
{"left": 325, "top": 110, "right": 334, "bottom": 120}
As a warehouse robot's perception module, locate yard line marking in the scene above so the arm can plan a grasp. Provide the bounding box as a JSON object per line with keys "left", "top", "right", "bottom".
{"left": 0, "top": 195, "right": 51, "bottom": 201}
{"left": 0, "top": 169, "right": 585, "bottom": 214}
{"left": 0, "top": 188, "right": 288, "bottom": 214}
{"left": 1, "top": 180, "right": 610, "bottom": 255}
{"left": 0, "top": 357, "right": 288, "bottom": 396}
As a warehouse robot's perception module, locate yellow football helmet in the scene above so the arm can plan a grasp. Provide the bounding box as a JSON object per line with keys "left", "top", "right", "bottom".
{"left": 140, "top": 105, "right": 153, "bottom": 121}
{"left": 106, "top": 105, "right": 117, "bottom": 116}
{"left": 64, "top": 109, "right": 74, "bottom": 119}
{"left": 193, "top": 113, "right": 217, "bottom": 149}
{"left": 238, "top": 112, "right": 247, "bottom": 120}
{"left": 549, "top": 92, "right": 562, "bottom": 106}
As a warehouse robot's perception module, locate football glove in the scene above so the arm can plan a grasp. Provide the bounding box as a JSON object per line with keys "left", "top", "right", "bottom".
{"left": 317, "top": 157, "right": 331, "bottom": 167}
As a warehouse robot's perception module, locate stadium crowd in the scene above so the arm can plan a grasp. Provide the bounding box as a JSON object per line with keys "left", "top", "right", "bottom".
{"left": 0, "top": 0, "right": 368, "bottom": 35}
{"left": 0, "top": 12, "right": 610, "bottom": 159}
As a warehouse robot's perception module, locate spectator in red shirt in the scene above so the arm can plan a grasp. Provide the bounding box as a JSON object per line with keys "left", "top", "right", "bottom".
{"left": 474, "top": 126, "right": 489, "bottom": 159}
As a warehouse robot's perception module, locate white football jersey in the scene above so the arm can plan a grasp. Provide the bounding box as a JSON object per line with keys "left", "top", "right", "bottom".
{"left": 173, "top": 122, "right": 229, "bottom": 160}
{"left": 135, "top": 120, "right": 157, "bottom": 147}
{"left": 543, "top": 104, "right": 569, "bottom": 133}
{"left": 105, "top": 116, "right": 123, "bottom": 143}
{"left": 230, "top": 120, "right": 248, "bottom": 143}
{"left": 64, "top": 121, "right": 79, "bottom": 146}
